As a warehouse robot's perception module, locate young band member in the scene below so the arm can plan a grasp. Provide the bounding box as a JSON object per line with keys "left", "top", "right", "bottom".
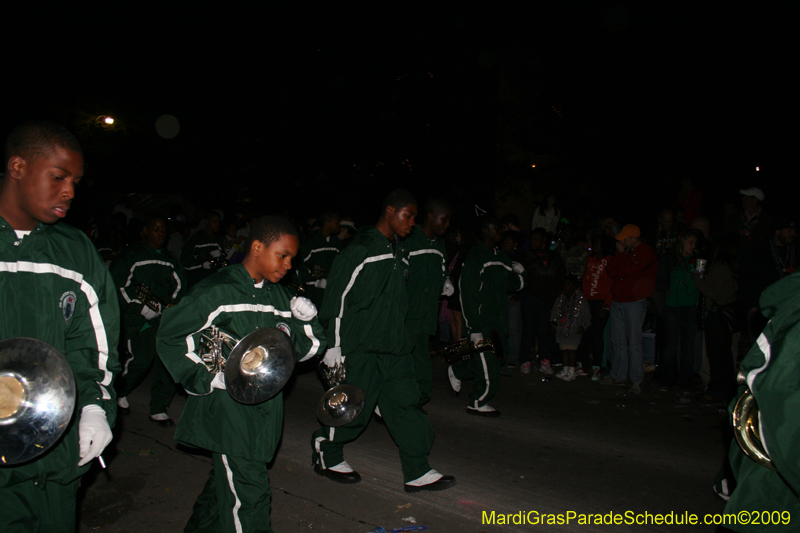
{"left": 448, "top": 215, "right": 526, "bottom": 417}
{"left": 404, "top": 198, "right": 453, "bottom": 406}
{"left": 110, "top": 214, "right": 185, "bottom": 426}
{"left": 157, "top": 215, "right": 325, "bottom": 533}
{"left": 293, "top": 210, "right": 341, "bottom": 307}
{"left": 0, "top": 121, "right": 120, "bottom": 532}
{"left": 181, "top": 211, "right": 225, "bottom": 288}
{"left": 312, "top": 189, "right": 456, "bottom": 493}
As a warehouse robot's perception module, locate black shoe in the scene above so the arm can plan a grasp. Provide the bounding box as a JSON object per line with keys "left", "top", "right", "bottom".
{"left": 149, "top": 416, "right": 175, "bottom": 428}
{"left": 118, "top": 405, "right": 131, "bottom": 415}
{"left": 404, "top": 475, "right": 456, "bottom": 493}
{"left": 314, "top": 463, "right": 361, "bottom": 484}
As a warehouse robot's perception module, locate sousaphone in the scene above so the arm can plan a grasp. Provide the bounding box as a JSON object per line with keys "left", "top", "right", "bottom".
{"left": 0, "top": 338, "right": 76, "bottom": 465}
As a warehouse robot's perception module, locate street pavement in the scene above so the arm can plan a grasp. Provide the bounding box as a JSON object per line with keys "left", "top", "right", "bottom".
{"left": 78, "top": 358, "right": 731, "bottom": 532}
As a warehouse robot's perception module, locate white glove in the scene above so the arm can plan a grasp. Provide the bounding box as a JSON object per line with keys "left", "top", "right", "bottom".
{"left": 311, "top": 278, "right": 327, "bottom": 289}
{"left": 322, "top": 347, "right": 344, "bottom": 368}
{"left": 210, "top": 249, "right": 222, "bottom": 258}
{"left": 470, "top": 332, "right": 484, "bottom": 344}
{"left": 291, "top": 296, "right": 317, "bottom": 321}
{"left": 441, "top": 278, "right": 455, "bottom": 297}
{"left": 203, "top": 261, "right": 212, "bottom": 270}
{"left": 511, "top": 261, "right": 525, "bottom": 274}
{"left": 140, "top": 303, "right": 161, "bottom": 320}
{"left": 78, "top": 405, "right": 113, "bottom": 466}
{"left": 211, "top": 372, "right": 226, "bottom": 390}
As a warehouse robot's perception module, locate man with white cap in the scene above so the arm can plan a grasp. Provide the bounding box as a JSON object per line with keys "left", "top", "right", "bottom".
{"left": 732, "top": 187, "right": 777, "bottom": 255}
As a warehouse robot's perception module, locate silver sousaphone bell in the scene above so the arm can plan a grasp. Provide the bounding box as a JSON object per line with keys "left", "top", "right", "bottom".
{"left": 316, "top": 361, "right": 366, "bottom": 427}
{"left": 0, "top": 338, "right": 76, "bottom": 465}
{"left": 199, "top": 327, "right": 296, "bottom": 405}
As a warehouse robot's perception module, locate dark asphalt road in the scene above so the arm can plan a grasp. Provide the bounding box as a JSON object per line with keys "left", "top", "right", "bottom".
{"left": 78, "top": 358, "right": 730, "bottom": 532}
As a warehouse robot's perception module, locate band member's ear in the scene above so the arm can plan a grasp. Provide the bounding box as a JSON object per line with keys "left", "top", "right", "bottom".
{"left": 250, "top": 239, "right": 263, "bottom": 257}
{"left": 6, "top": 155, "right": 26, "bottom": 180}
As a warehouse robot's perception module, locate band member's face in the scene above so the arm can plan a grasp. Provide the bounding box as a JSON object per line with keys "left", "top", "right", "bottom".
{"left": 387, "top": 204, "right": 417, "bottom": 238}
{"left": 7, "top": 146, "right": 83, "bottom": 230}
{"left": 484, "top": 223, "right": 502, "bottom": 245}
{"left": 207, "top": 215, "right": 221, "bottom": 234}
{"left": 430, "top": 211, "right": 452, "bottom": 236}
{"left": 143, "top": 219, "right": 167, "bottom": 248}
{"left": 326, "top": 217, "right": 341, "bottom": 236}
{"left": 531, "top": 233, "right": 544, "bottom": 251}
{"left": 255, "top": 233, "right": 299, "bottom": 283}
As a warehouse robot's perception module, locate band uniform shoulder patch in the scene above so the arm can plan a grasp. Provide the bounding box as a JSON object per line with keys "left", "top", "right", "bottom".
{"left": 275, "top": 322, "right": 292, "bottom": 337}
{"left": 60, "top": 291, "right": 78, "bottom": 322}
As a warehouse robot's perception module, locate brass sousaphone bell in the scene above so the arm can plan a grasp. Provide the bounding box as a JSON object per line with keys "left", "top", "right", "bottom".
{"left": 199, "top": 327, "right": 296, "bottom": 404}
{"left": 0, "top": 338, "right": 76, "bottom": 465}
{"left": 316, "top": 360, "right": 366, "bottom": 427}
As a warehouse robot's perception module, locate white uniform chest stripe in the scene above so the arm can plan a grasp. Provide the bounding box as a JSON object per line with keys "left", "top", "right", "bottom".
{"left": 123, "top": 260, "right": 183, "bottom": 302}
{"left": 0, "top": 260, "right": 113, "bottom": 392}
{"left": 333, "top": 253, "right": 394, "bottom": 347}
{"left": 185, "top": 303, "right": 292, "bottom": 362}
{"left": 303, "top": 247, "right": 340, "bottom": 263}
{"left": 408, "top": 248, "right": 444, "bottom": 258}
{"left": 479, "top": 261, "right": 511, "bottom": 275}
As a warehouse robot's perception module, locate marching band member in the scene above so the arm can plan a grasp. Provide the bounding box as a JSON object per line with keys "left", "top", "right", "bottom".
{"left": 294, "top": 210, "right": 341, "bottom": 307}
{"left": 311, "top": 189, "right": 456, "bottom": 493}
{"left": 110, "top": 213, "right": 185, "bottom": 426}
{"left": 404, "top": 198, "right": 452, "bottom": 406}
{"left": 0, "top": 121, "right": 120, "bottom": 532}
{"left": 448, "top": 215, "right": 525, "bottom": 417}
{"left": 157, "top": 215, "right": 325, "bottom": 533}
{"left": 180, "top": 211, "right": 225, "bottom": 288}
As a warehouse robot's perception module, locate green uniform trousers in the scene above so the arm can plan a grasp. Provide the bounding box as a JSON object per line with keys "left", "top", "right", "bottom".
{"left": 185, "top": 453, "right": 272, "bottom": 533}
{"left": 312, "top": 352, "right": 435, "bottom": 483}
{"left": 0, "top": 478, "right": 80, "bottom": 533}
{"left": 116, "top": 326, "right": 178, "bottom": 416}
{"left": 452, "top": 332, "right": 506, "bottom": 408}
{"left": 411, "top": 333, "right": 433, "bottom": 406}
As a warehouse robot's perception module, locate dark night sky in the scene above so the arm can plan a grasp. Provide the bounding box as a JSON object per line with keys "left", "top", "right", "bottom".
{"left": 3, "top": 4, "right": 795, "bottom": 227}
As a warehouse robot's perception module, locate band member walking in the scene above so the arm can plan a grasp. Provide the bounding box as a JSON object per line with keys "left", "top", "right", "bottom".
{"left": 312, "top": 189, "right": 456, "bottom": 493}
{"left": 0, "top": 121, "right": 120, "bottom": 532}
{"left": 294, "top": 210, "right": 341, "bottom": 307}
{"left": 110, "top": 213, "right": 186, "bottom": 426}
{"left": 448, "top": 215, "right": 525, "bottom": 417}
{"left": 405, "top": 198, "right": 453, "bottom": 406}
{"left": 157, "top": 215, "right": 325, "bottom": 533}
{"left": 181, "top": 211, "right": 225, "bottom": 288}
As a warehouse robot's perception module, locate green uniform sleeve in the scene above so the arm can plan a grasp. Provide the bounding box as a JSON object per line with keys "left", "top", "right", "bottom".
{"left": 459, "top": 252, "right": 483, "bottom": 336}
{"left": 290, "top": 308, "right": 327, "bottom": 361}
{"left": 157, "top": 290, "right": 217, "bottom": 395}
{"left": 508, "top": 263, "right": 526, "bottom": 292}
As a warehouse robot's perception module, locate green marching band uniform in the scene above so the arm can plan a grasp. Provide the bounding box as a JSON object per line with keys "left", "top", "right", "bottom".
{"left": 453, "top": 241, "right": 525, "bottom": 408}
{"left": 156, "top": 263, "right": 325, "bottom": 533}
{"left": 293, "top": 230, "right": 340, "bottom": 307}
{"left": 311, "top": 226, "right": 436, "bottom": 483}
{"left": 180, "top": 231, "right": 225, "bottom": 288}
{"left": 110, "top": 243, "right": 186, "bottom": 417}
{"left": 404, "top": 225, "right": 447, "bottom": 405}
{"left": 0, "top": 218, "right": 120, "bottom": 532}
{"left": 724, "top": 272, "right": 800, "bottom": 532}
